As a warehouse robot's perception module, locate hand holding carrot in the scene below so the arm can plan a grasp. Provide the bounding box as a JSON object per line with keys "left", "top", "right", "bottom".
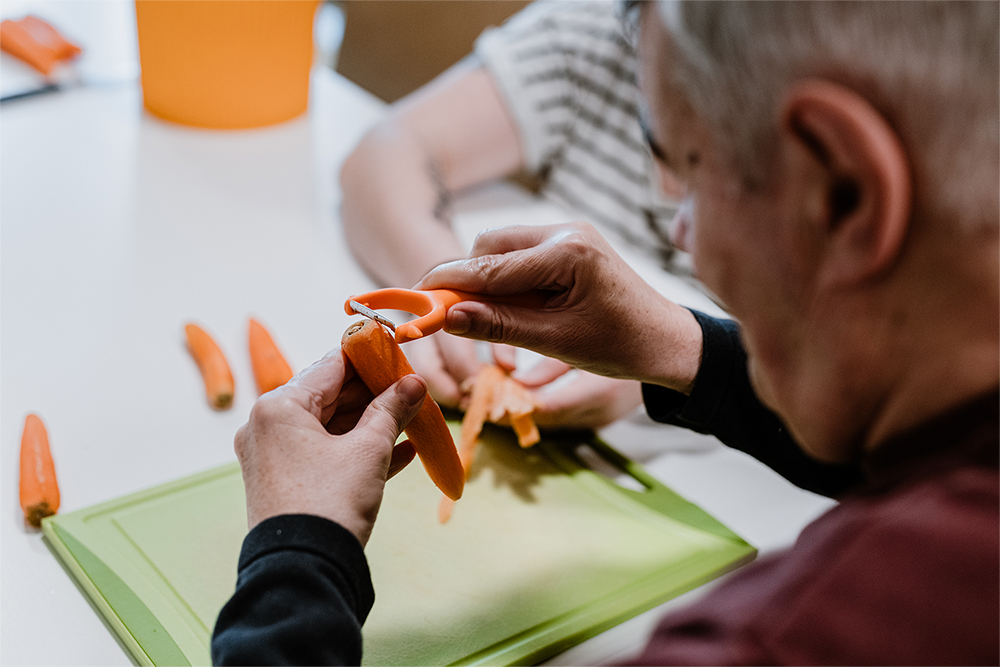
{"left": 234, "top": 348, "right": 424, "bottom": 546}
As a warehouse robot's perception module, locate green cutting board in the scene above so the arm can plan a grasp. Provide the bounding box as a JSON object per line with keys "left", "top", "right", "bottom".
{"left": 43, "top": 423, "right": 755, "bottom": 666}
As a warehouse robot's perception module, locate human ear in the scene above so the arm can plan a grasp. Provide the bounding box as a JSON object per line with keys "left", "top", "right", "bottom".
{"left": 782, "top": 80, "right": 912, "bottom": 286}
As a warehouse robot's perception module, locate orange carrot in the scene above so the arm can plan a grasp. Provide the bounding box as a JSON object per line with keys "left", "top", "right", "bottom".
{"left": 249, "top": 318, "right": 294, "bottom": 395}
{"left": 500, "top": 379, "right": 541, "bottom": 448}
{"left": 460, "top": 364, "right": 506, "bottom": 468}
{"left": 19, "top": 413, "right": 59, "bottom": 528}
{"left": 185, "top": 323, "right": 235, "bottom": 410}
{"left": 342, "top": 319, "right": 464, "bottom": 501}
{"left": 467, "top": 364, "right": 540, "bottom": 449}
{"left": 511, "top": 413, "right": 540, "bottom": 448}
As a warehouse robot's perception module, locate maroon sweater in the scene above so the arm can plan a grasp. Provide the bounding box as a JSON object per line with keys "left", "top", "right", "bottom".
{"left": 633, "top": 387, "right": 999, "bottom": 665}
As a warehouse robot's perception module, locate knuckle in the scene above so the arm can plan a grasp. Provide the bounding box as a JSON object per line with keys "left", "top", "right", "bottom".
{"left": 250, "top": 392, "right": 296, "bottom": 424}
{"left": 486, "top": 311, "right": 509, "bottom": 344}
{"left": 470, "top": 254, "right": 497, "bottom": 284}
{"left": 233, "top": 424, "right": 249, "bottom": 459}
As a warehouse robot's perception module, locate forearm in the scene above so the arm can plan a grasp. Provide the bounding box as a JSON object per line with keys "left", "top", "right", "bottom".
{"left": 340, "top": 62, "right": 525, "bottom": 289}
{"left": 211, "top": 515, "right": 373, "bottom": 665}
{"left": 340, "top": 122, "right": 466, "bottom": 288}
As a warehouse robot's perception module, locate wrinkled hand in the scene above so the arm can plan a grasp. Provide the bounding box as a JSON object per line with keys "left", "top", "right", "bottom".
{"left": 416, "top": 222, "right": 703, "bottom": 393}
{"left": 235, "top": 348, "right": 426, "bottom": 546}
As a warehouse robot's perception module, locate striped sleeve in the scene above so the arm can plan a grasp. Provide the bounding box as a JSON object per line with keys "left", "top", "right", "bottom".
{"left": 475, "top": 1, "right": 681, "bottom": 265}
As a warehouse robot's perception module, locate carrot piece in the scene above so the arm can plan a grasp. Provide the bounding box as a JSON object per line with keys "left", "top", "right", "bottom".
{"left": 185, "top": 323, "right": 235, "bottom": 410}
{"left": 19, "top": 414, "right": 59, "bottom": 528}
{"left": 341, "top": 319, "right": 464, "bottom": 501}
{"left": 460, "top": 364, "right": 505, "bottom": 470}
{"left": 463, "top": 364, "right": 541, "bottom": 450}
{"left": 438, "top": 497, "right": 455, "bottom": 524}
{"left": 511, "top": 413, "right": 540, "bottom": 448}
{"left": 249, "top": 318, "right": 294, "bottom": 395}
{"left": 438, "top": 365, "right": 508, "bottom": 523}
{"left": 440, "top": 365, "right": 543, "bottom": 523}
{"left": 500, "top": 379, "right": 541, "bottom": 448}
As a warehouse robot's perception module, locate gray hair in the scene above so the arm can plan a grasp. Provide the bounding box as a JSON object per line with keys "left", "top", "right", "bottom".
{"left": 655, "top": 0, "right": 999, "bottom": 231}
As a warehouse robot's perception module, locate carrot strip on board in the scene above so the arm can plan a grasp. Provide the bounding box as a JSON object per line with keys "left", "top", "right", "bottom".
{"left": 185, "top": 323, "right": 235, "bottom": 410}
{"left": 438, "top": 496, "right": 456, "bottom": 524}
{"left": 459, "top": 364, "right": 506, "bottom": 469}
{"left": 249, "top": 317, "right": 294, "bottom": 395}
{"left": 341, "top": 319, "right": 464, "bottom": 501}
{"left": 439, "top": 365, "right": 507, "bottom": 523}
{"left": 500, "top": 379, "right": 541, "bottom": 448}
{"left": 19, "top": 413, "right": 59, "bottom": 528}
{"left": 466, "top": 364, "right": 541, "bottom": 450}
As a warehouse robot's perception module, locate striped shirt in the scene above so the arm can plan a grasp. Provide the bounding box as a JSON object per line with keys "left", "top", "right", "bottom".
{"left": 475, "top": 0, "right": 685, "bottom": 270}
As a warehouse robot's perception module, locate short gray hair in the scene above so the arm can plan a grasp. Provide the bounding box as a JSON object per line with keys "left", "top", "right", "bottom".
{"left": 655, "top": 0, "right": 999, "bottom": 231}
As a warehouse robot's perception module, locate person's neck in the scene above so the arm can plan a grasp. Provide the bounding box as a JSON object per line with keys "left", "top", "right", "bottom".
{"left": 863, "top": 232, "right": 999, "bottom": 453}
{"left": 787, "top": 226, "right": 998, "bottom": 463}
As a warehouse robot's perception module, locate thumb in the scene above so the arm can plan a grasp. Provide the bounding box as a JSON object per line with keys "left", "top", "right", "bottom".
{"left": 356, "top": 375, "right": 427, "bottom": 446}
{"left": 444, "top": 300, "right": 550, "bottom": 349}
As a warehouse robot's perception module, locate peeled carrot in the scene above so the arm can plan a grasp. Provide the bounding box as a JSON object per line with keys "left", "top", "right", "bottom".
{"left": 342, "top": 319, "right": 464, "bottom": 501}
{"left": 19, "top": 413, "right": 59, "bottom": 528}
{"left": 185, "top": 323, "right": 235, "bottom": 410}
{"left": 249, "top": 318, "right": 294, "bottom": 395}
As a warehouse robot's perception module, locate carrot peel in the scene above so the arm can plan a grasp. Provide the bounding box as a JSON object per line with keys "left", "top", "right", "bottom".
{"left": 185, "top": 323, "right": 235, "bottom": 410}
{"left": 439, "top": 364, "right": 541, "bottom": 522}
{"left": 341, "top": 319, "right": 464, "bottom": 501}
{"left": 19, "top": 413, "right": 59, "bottom": 528}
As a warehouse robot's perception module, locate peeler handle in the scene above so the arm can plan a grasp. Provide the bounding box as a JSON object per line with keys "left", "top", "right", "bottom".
{"left": 345, "top": 288, "right": 548, "bottom": 343}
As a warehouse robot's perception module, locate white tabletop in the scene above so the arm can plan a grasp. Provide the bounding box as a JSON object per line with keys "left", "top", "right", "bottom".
{"left": 0, "top": 4, "right": 834, "bottom": 664}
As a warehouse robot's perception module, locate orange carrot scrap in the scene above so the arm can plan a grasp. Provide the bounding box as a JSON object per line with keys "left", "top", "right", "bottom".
{"left": 19, "top": 413, "right": 59, "bottom": 528}
{"left": 439, "top": 364, "right": 541, "bottom": 522}
{"left": 341, "top": 319, "right": 464, "bottom": 501}
{"left": 249, "top": 318, "right": 294, "bottom": 395}
{"left": 185, "top": 323, "right": 235, "bottom": 410}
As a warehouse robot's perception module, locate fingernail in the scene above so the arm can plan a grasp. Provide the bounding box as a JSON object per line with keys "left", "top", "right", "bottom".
{"left": 446, "top": 309, "right": 470, "bottom": 335}
{"left": 397, "top": 375, "right": 426, "bottom": 406}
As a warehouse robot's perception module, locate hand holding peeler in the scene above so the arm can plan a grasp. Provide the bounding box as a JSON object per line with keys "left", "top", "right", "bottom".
{"left": 345, "top": 288, "right": 547, "bottom": 343}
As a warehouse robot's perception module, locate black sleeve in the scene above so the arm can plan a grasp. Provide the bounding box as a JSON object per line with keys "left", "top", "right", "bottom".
{"left": 642, "top": 310, "right": 862, "bottom": 498}
{"left": 211, "top": 514, "right": 373, "bottom": 666}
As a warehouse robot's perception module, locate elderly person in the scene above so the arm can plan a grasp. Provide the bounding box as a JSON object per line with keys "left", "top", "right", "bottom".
{"left": 212, "top": 2, "right": 999, "bottom": 665}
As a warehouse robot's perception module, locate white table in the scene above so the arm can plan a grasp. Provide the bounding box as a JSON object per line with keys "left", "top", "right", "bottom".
{"left": 0, "top": 4, "right": 834, "bottom": 665}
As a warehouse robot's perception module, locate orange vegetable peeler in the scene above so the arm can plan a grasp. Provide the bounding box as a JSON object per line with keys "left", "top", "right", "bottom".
{"left": 345, "top": 288, "right": 547, "bottom": 343}
{"left": 0, "top": 16, "right": 81, "bottom": 76}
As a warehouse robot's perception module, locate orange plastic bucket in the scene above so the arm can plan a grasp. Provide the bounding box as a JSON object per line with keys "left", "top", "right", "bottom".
{"left": 135, "top": 0, "right": 319, "bottom": 129}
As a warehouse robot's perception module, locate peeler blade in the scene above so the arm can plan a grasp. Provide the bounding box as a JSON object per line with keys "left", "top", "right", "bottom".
{"left": 348, "top": 300, "right": 397, "bottom": 332}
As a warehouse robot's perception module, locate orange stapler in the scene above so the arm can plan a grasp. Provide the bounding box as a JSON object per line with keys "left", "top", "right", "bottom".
{"left": 1, "top": 16, "right": 81, "bottom": 76}
{"left": 345, "top": 288, "right": 548, "bottom": 344}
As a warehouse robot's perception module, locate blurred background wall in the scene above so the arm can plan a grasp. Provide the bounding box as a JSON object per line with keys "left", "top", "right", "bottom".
{"left": 334, "top": 0, "right": 530, "bottom": 102}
